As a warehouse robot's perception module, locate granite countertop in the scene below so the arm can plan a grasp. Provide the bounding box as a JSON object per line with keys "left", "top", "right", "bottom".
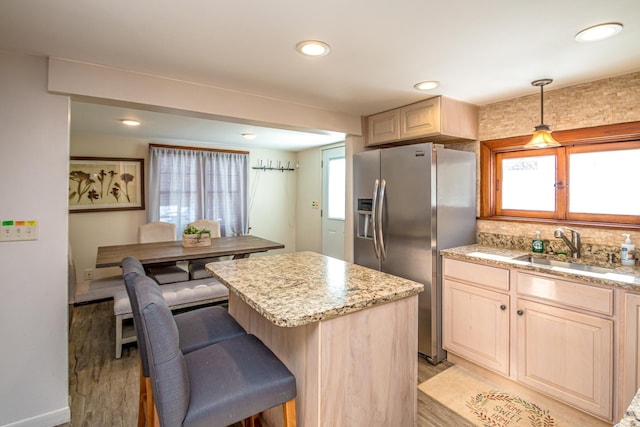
{"left": 205, "top": 251, "right": 424, "bottom": 327}
{"left": 616, "top": 388, "right": 640, "bottom": 427}
{"left": 441, "top": 244, "right": 640, "bottom": 291}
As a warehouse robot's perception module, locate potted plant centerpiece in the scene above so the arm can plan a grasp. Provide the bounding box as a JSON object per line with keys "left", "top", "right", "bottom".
{"left": 182, "top": 225, "right": 212, "bottom": 247}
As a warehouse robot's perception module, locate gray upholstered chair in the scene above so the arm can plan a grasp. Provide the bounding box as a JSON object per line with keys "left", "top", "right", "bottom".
{"left": 134, "top": 274, "right": 297, "bottom": 427}
{"left": 139, "top": 222, "right": 189, "bottom": 284}
{"left": 122, "top": 257, "right": 246, "bottom": 427}
{"left": 186, "top": 219, "right": 222, "bottom": 280}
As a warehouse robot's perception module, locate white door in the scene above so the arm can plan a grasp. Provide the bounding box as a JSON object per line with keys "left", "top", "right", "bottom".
{"left": 322, "top": 146, "right": 345, "bottom": 260}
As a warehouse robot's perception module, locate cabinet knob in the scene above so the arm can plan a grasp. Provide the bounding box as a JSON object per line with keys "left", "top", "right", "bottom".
{"left": 500, "top": 304, "right": 507, "bottom": 311}
{"left": 517, "top": 309, "right": 524, "bottom": 316}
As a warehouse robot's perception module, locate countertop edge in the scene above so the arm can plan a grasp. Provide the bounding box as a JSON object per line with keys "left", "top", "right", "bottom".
{"left": 440, "top": 244, "right": 640, "bottom": 291}
{"left": 223, "top": 284, "right": 421, "bottom": 327}
{"left": 208, "top": 261, "right": 423, "bottom": 328}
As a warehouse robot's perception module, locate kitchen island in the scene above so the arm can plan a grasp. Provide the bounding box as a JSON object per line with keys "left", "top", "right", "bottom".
{"left": 206, "top": 251, "right": 423, "bottom": 427}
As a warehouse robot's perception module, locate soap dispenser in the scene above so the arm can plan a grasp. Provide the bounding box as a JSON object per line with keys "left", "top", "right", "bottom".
{"left": 621, "top": 234, "right": 636, "bottom": 266}
{"left": 532, "top": 231, "right": 544, "bottom": 254}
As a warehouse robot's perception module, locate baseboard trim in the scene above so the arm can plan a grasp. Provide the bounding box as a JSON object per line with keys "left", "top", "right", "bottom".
{"left": 2, "top": 407, "right": 70, "bottom": 427}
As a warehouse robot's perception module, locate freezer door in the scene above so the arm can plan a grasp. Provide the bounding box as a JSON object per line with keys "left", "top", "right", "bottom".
{"left": 353, "top": 150, "right": 381, "bottom": 271}
{"left": 380, "top": 143, "right": 436, "bottom": 359}
{"left": 379, "top": 144, "right": 433, "bottom": 283}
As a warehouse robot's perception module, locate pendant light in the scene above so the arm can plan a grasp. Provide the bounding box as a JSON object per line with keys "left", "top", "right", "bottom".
{"left": 524, "top": 79, "right": 560, "bottom": 148}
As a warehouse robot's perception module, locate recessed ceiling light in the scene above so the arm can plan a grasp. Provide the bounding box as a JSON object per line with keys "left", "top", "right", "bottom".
{"left": 414, "top": 81, "right": 440, "bottom": 91}
{"left": 575, "top": 22, "right": 623, "bottom": 42}
{"left": 242, "top": 133, "right": 257, "bottom": 140}
{"left": 296, "top": 40, "right": 331, "bottom": 57}
{"left": 120, "top": 119, "right": 140, "bottom": 126}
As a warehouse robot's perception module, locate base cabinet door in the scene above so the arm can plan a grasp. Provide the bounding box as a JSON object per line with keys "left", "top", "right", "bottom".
{"left": 516, "top": 299, "right": 613, "bottom": 420}
{"left": 443, "top": 279, "right": 510, "bottom": 375}
{"left": 622, "top": 293, "right": 640, "bottom": 417}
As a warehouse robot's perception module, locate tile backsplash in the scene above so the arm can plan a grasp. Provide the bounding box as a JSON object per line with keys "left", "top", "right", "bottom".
{"left": 477, "top": 221, "right": 639, "bottom": 265}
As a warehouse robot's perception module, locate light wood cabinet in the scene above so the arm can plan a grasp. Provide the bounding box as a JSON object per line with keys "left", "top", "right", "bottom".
{"left": 365, "top": 96, "right": 478, "bottom": 146}
{"left": 399, "top": 97, "right": 440, "bottom": 139}
{"left": 621, "top": 292, "right": 640, "bottom": 418}
{"left": 367, "top": 109, "right": 400, "bottom": 145}
{"left": 443, "top": 279, "right": 510, "bottom": 375}
{"left": 516, "top": 298, "right": 613, "bottom": 419}
{"left": 442, "top": 258, "right": 510, "bottom": 375}
{"left": 442, "top": 256, "right": 616, "bottom": 421}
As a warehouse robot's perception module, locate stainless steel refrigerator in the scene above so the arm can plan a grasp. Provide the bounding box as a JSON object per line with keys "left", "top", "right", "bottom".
{"left": 353, "top": 143, "right": 476, "bottom": 364}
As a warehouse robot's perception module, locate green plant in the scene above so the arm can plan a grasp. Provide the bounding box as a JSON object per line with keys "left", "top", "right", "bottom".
{"left": 183, "top": 225, "right": 211, "bottom": 242}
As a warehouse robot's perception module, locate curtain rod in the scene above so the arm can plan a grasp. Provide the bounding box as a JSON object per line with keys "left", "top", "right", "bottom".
{"left": 149, "top": 143, "right": 249, "bottom": 155}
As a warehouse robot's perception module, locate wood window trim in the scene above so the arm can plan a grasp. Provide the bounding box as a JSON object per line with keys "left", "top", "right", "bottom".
{"left": 480, "top": 121, "right": 640, "bottom": 229}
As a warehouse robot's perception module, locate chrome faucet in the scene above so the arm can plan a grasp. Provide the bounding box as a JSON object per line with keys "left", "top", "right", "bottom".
{"left": 554, "top": 227, "right": 581, "bottom": 259}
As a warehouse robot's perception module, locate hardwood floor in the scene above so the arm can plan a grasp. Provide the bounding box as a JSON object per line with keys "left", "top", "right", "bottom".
{"left": 66, "top": 302, "right": 139, "bottom": 426}
{"left": 65, "top": 300, "right": 464, "bottom": 426}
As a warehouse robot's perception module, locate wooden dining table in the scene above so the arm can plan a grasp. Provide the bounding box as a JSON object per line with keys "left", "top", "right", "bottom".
{"left": 95, "top": 234, "right": 284, "bottom": 268}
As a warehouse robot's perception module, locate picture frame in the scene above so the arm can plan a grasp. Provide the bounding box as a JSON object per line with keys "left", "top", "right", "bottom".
{"left": 69, "top": 157, "right": 145, "bottom": 213}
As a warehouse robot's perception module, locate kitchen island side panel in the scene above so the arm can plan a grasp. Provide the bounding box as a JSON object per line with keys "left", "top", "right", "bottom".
{"left": 229, "top": 292, "right": 418, "bottom": 427}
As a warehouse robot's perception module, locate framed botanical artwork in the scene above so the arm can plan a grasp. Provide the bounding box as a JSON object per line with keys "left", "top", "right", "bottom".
{"left": 69, "top": 157, "right": 145, "bottom": 212}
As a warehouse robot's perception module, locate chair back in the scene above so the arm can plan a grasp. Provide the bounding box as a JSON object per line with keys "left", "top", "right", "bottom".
{"left": 188, "top": 219, "right": 221, "bottom": 238}
{"left": 122, "top": 257, "right": 154, "bottom": 376}
{"left": 139, "top": 221, "right": 176, "bottom": 243}
{"left": 136, "top": 276, "right": 190, "bottom": 427}
{"left": 122, "top": 256, "right": 146, "bottom": 281}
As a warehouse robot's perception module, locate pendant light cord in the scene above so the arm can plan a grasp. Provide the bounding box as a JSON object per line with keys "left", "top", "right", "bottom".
{"left": 539, "top": 84, "right": 545, "bottom": 125}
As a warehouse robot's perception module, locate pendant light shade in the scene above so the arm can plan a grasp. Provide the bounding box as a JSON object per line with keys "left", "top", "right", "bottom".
{"left": 524, "top": 79, "right": 560, "bottom": 148}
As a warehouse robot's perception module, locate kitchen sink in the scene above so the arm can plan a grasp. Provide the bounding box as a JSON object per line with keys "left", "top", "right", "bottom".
{"left": 514, "top": 255, "right": 613, "bottom": 275}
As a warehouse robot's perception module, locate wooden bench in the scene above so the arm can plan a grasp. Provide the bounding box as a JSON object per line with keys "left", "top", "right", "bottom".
{"left": 113, "top": 277, "right": 229, "bottom": 358}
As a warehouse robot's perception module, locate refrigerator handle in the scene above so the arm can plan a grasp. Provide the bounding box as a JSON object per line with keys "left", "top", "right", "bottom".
{"left": 378, "top": 179, "right": 387, "bottom": 261}
{"left": 371, "top": 179, "right": 380, "bottom": 259}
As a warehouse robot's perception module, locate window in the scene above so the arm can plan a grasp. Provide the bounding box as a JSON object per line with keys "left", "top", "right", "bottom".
{"left": 481, "top": 122, "right": 640, "bottom": 226}
{"left": 327, "top": 156, "right": 346, "bottom": 220}
{"left": 148, "top": 145, "right": 249, "bottom": 237}
{"left": 497, "top": 150, "right": 557, "bottom": 215}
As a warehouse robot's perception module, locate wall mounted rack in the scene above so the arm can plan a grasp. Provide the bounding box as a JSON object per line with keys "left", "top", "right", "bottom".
{"left": 252, "top": 160, "right": 296, "bottom": 172}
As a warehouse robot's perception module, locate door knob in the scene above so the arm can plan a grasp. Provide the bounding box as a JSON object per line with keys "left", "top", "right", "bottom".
{"left": 500, "top": 305, "right": 507, "bottom": 311}
{"left": 517, "top": 309, "right": 524, "bottom": 316}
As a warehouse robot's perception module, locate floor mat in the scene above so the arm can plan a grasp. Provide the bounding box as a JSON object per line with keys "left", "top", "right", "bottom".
{"left": 418, "top": 365, "right": 570, "bottom": 427}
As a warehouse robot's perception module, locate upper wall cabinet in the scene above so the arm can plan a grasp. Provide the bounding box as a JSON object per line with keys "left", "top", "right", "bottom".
{"left": 365, "top": 96, "right": 479, "bottom": 146}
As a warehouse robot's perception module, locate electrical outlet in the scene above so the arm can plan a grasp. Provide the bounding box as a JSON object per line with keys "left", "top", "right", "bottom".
{"left": 83, "top": 269, "right": 94, "bottom": 281}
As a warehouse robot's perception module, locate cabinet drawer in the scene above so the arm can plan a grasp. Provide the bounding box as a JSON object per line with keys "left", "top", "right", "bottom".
{"left": 516, "top": 272, "right": 613, "bottom": 315}
{"left": 443, "top": 258, "right": 509, "bottom": 291}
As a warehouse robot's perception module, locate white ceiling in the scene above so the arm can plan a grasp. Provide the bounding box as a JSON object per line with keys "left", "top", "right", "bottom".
{"left": 1, "top": 0, "right": 639, "bottom": 150}
{"left": 69, "top": 101, "right": 347, "bottom": 151}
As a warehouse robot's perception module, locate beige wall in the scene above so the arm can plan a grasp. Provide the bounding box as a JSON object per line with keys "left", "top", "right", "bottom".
{"left": 295, "top": 148, "right": 323, "bottom": 252}
{"left": 70, "top": 133, "right": 298, "bottom": 280}
{"left": 477, "top": 71, "right": 640, "bottom": 248}
{"left": 0, "top": 51, "right": 70, "bottom": 426}
{"left": 295, "top": 142, "right": 347, "bottom": 254}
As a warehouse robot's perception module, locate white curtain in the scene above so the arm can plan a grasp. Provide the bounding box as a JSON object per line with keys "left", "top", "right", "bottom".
{"left": 148, "top": 146, "right": 249, "bottom": 237}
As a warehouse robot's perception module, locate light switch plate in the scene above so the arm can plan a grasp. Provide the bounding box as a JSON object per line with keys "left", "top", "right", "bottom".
{"left": 1, "top": 219, "right": 38, "bottom": 241}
